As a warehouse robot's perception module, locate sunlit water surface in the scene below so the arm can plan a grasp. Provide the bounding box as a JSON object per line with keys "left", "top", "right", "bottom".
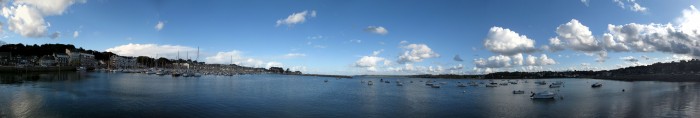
{"left": 1, "top": 72, "right": 698, "bottom": 117}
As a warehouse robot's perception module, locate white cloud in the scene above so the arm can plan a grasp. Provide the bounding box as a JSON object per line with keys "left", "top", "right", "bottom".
{"left": 630, "top": 2, "right": 647, "bottom": 13}
{"left": 453, "top": 55, "right": 463, "bottom": 62}
{"left": 355, "top": 49, "right": 387, "bottom": 71}
{"left": 155, "top": 21, "right": 164, "bottom": 31}
{"left": 12, "top": 0, "right": 85, "bottom": 15}
{"left": 483, "top": 27, "right": 537, "bottom": 55}
{"left": 512, "top": 53, "right": 523, "bottom": 65}
{"left": 372, "top": 49, "right": 383, "bottom": 56}
{"left": 106, "top": 43, "right": 198, "bottom": 59}
{"left": 282, "top": 53, "right": 306, "bottom": 59}
{"left": 474, "top": 55, "right": 512, "bottom": 68}
{"left": 525, "top": 54, "right": 556, "bottom": 66}
{"left": 365, "top": 26, "right": 388, "bottom": 35}
{"left": 605, "top": 6, "right": 700, "bottom": 57}
{"left": 3, "top": 4, "right": 47, "bottom": 38}
{"left": 580, "top": 0, "right": 589, "bottom": 6}
{"left": 72, "top": 31, "right": 78, "bottom": 38}
{"left": 397, "top": 43, "right": 439, "bottom": 64}
{"left": 205, "top": 50, "right": 283, "bottom": 68}
{"left": 620, "top": 56, "right": 639, "bottom": 62}
{"left": 1, "top": 0, "right": 84, "bottom": 38}
{"left": 276, "top": 10, "right": 316, "bottom": 27}
{"left": 612, "top": 0, "right": 648, "bottom": 13}
{"left": 355, "top": 56, "right": 386, "bottom": 68}
{"left": 551, "top": 19, "right": 603, "bottom": 52}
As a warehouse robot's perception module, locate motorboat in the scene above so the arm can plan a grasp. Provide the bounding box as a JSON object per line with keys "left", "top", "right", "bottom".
{"left": 549, "top": 84, "right": 561, "bottom": 88}
{"left": 499, "top": 83, "right": 508, "bottom": 86}
{"left": 513, "top": 90, "right": 525, "bottom": 94}
{"left": 535, "top": 81, "right": 547, "bottom": 85}
{"left": 531, "top": 91, "right": 556, "bottom": 99}
{"left": 551, "top": 81, "right": 564, "bottom": 85}
{"left": 485, "top": 84, "right": 498, "bottom": 87}
{"left": 368, "top": 81, "right": 373, "bottom": 85}
{"left": 431, "top": 84, "right": 440, "bottom": 88}
{"left": 397, "top": 83, "right": 403, "bottom": 86}
{"left": 591, "top": 82, "right": 602, "bottom": 88}
{"left": 324, "top": 80, "right": 329, "bottom": 82}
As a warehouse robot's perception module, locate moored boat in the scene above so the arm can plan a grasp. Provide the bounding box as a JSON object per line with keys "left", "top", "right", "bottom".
{"left": 531, "top": 91, "right": 556, "bottom": 99}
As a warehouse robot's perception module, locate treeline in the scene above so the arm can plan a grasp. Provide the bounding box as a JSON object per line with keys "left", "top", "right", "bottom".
{"left": 0, "top": 43, "right": 117, "bottom": 61}
{"left": 484, "top": 59, "right": 700, "bottom": 79}
{"left": 0, "top": 43, "right": 202, "bottom": 67}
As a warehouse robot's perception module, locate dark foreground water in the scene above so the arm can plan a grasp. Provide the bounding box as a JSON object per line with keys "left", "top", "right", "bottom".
{"left": 1, "top": 72, "right": 699, "bottom": 118}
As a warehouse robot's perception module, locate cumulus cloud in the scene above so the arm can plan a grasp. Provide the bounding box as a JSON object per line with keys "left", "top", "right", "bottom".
{"left": 397, "top": 43, "right": 439, "bottom": 64}
{"left": 580, "top": 0, "right": 589, "bottom": 6}
{"left": 483, "top": 27, "right": 537, "bottom": 55}
{"left": 354, "top": 50, "right": 387, "bottom": 71}
{"left": 525, "top": 54, "right": 556, "bottom": 66}
{"left": 605, "top": 6, "right": 700, "bottom": 57}
{"left": 453, "top": 55, "right": 463, "bottom": 62}
{"left": 276, "top": 10, "right": 316, "bottom": 27}
{"left": 474, "top": 55, "right": 512, "bottom": 68}
{"left": 155, "top": 21, "right": 164, "bottom": 31}
{"left": 365, "top": 26, "right": 388, "bottom": 35}
{"left": 551, "top": 19, "right": 603, "bottom": 52}
{"left": 282, "top": 53, "right": 306, "bottom": 59}
{"left": 1, "top": 0, "right": 84, "bottom": 38}
{"left": 106, "top": 43, "right": 198, "bottom": 59}
{"left": 72, "top": 31, "right": 78, "bottom": 38}
{"left": 205, "top": 50, "right": 283, "bottom": 68}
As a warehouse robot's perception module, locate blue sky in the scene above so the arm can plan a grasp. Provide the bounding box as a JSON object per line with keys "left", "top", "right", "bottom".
{"left": 0, "top": 0, "right": 699, "bottom": 75}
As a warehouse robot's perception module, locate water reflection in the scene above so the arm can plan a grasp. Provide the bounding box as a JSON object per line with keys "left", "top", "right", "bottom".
{"left": 0, "top": 73, "right": 699, "bottom": 117}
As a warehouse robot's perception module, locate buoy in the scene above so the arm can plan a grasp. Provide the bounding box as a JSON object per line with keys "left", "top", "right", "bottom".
{"left": 622, "top": 89, "right": 625, "bottom": 92}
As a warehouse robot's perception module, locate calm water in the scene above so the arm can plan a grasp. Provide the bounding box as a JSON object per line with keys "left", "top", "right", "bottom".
{"left": 1, "top": 72, "right": 699, "bottom": 118}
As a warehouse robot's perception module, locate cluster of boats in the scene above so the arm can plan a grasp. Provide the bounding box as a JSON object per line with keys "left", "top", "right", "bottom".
{"left": 355, "top": 79, "right": 606, "bottom": 100}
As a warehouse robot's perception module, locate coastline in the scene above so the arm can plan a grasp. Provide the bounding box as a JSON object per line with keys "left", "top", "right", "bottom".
{"left": 591, "top": 74, "right": 700, "bottom": 82}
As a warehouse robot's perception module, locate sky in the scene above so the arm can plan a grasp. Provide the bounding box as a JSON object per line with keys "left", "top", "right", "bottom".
{"left": 0, "top": 0, "right": 698, "bottom": 75}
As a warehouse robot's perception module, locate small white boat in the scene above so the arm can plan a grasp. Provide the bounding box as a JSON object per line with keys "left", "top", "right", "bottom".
{"left": 535, "top": 81, "right": 547, "bottom": 85}
{"left": 549, "top": 84, "right": 561, "bottom": 88}
{"left": 551, "top": 81, "right": 564, "bottom": 85}
{"left": 531, "top": 91, "right": 556, "bottom": 99}
{"left": 431, "top": 84, "right": 440, "bottom": 88}
{"left": 397, "top": 83, "right": 403, "bottom": 86}
{"left": 513, "top": 90, "right": 525, "bottom": 94}
{"left": 591, "top": 82, "right": 602, "bottom": 88}
{"left": 368, "top": 81, "right": 373, "bottom": 85}
{"left": 457, "top": 83, "right": 467, "bottom": 87}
